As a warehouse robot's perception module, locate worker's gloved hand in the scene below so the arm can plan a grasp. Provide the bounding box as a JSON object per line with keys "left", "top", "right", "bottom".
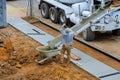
{"left": 63, "top": 23, "right": 66, "bottom": 26}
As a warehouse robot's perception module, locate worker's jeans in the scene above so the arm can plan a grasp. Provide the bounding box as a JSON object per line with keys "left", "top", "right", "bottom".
{"left": 61, "top": 44, "right": 71, "bottom": 64}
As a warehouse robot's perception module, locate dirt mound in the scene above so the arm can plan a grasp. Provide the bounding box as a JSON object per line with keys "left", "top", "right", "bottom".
{"left": 0, "top": 62, "right": 17, "bottom": 77}
{"left": 14, "top": 44, "right": 43, "bottom": 65}
{"left": 23, "top": 62, "right": 92, "bottom": 80}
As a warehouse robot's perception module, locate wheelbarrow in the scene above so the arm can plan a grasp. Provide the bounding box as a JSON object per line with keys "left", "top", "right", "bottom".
{"left": 35, "top": 46, "right": 60, "bottom": 64}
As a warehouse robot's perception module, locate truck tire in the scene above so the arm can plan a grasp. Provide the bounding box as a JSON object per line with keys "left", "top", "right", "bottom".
{"left": 40, "top": 3, "right": 49, "bottom": 18}
{"left": 49, "top": 7, "right": 59, "bottom": 23}
{"left": 112, "top": 29, "right": 120, "bottom": 36}
{"left": 82, "top": 27, "right": 95, "bottom": 41}
{"left": 59, "top": 10, "right": 67, "bottom": 24}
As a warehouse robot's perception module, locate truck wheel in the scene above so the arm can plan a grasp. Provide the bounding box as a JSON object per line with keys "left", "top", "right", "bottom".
{"left": 40, "top": 3, "right": 49, "bottom": 18}
{"left": 49, "top": 7, "right": 59, "bottom": 23}
{"left": 82, "top": 27, "right": 95, "bottom": 41}
{"left": 112, "top": 29, "right": 120, "bottom": 36}
{"left": 59, "top": 10, "right": 67, "bottom": 24}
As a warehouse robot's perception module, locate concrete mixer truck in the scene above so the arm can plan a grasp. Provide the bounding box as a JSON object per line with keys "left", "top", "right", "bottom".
{"left": 38, "top": 0, "right": 120, "bottom": 41}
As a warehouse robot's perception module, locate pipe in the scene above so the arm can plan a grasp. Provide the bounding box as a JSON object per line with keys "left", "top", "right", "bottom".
{"left": 29, "top": 0, "right": 34, "bottom": 18}
{"left": 88, "top": 0, "right": 94, "bottom": 13}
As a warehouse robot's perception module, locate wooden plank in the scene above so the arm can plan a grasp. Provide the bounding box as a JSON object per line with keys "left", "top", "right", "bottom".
{"left": 70, "top": 53, "right": 81, "bottom": 60}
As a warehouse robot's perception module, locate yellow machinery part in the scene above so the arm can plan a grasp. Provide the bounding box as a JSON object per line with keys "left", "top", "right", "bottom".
{"left": 110, "top": 0, "right": 120, "bottom": 8}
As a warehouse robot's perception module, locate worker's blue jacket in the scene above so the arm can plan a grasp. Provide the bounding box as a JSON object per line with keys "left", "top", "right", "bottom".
{"left": 60, "top": 26, "right": 75, "bottom": 46}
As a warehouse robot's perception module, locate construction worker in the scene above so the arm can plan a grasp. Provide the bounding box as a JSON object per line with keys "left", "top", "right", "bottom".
{"left": 60, "top": 23, "right": 75, "bottom": 64}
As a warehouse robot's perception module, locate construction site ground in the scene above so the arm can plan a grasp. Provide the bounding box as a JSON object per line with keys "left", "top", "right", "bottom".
{"left": 1, "top": 17, "right": 120, "bottom": 80}
{"left": 0, "top": 0, "right": 119, "bottom": 80}
{"left": 0, "top": 18, "right": 99, "bottom": 80}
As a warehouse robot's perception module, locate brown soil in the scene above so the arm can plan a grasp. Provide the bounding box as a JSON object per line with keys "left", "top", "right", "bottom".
{"left": 0, "top": 21, "right": 97, "bottom": 80}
